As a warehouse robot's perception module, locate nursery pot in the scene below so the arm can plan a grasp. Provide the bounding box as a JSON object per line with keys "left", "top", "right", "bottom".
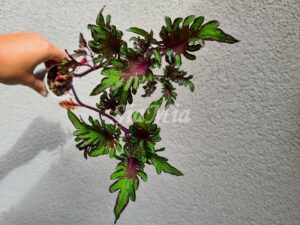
{"left": 44, "top": 65, "right": 74, "bottom": 99}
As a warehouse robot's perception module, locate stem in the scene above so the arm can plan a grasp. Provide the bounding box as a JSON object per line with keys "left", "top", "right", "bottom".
{"left": 71, "top": 86, "right": 130, "bottom": 135}
{"left": 73, "top": 64, "right": 102, "bottom": 77}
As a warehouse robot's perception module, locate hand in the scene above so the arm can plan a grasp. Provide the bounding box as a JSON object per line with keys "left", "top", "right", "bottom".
{"left": 0, "top": 32, "right": 67, "bottom": 96}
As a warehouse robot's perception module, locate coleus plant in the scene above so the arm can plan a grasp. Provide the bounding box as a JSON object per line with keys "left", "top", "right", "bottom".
{"left": 56, "top": 7, "right": 238, "bottom": 223}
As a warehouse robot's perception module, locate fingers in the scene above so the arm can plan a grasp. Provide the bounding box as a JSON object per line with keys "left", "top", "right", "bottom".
{"left": 22, "top": 74, "right": 48, "bottom": 97}
{"left": 48, "top": 45, "right": 67, "bottom": 61}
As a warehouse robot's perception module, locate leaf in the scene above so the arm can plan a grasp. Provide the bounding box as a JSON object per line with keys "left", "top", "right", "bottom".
{"left": 79, "top": 33, "right": 87, "bottom": 48}
{"left": 137, "top": 171, "right": 148, "bottom": 182}
{"left": 111, "top": 170, "right": 126, "bottom": 180}
{"left": 132, "top": 112, "right": 143, "bottom": 124}
{"left": 106, "top": 14, "right": 111, "bottom": 26}
{"left": 109, "top": 164, "right": 140, "bottom": 223}
{"left": 67, "top": 109, "right": 82, "bottom": 129}
{"left": 191, "top": 16, "right": 204, "bottom": 30}
{"left": 173, "top": 17, "right": 183, "bottom": 30}
{"left": 183, "top": 15, "right": 195, "bottom": 27}
{"left": 198, "top": 21, "right": 239, "bottom": 43}
{"left": 143, "top": 98, "right": 163, "bottom": 124}
{"left": 89, "top": 8, "right": 125, "bottom": 59}
{"left": 110, "top": 59, "right": 124, "bottom": 68}
{"left": 127, "top": 27, "right": 149, "bottom": 39}
{"left": 59, "top": 99, "right": 79, "bottom": 110}
{"left": 90, "top": 69, "right": 123, "bottom": 95}
{"left": 165, "top": 16, "right": 172, "bottom": 32}
{"left": 96, "top": 6, "right": 106, "bottom": 26}
{"left": 150, "top": 153, "right": 183, "bottom": 176}
{"left": 153, "top": 49, "right": 161, "bottom": 67}
{"left": 67, "top": 110, "right": 120, "bottom": 158}
{"left": 175, "top": 54, "right": 182, "bottom": 67}
{"left": 183, "top": 51, "right": 196, "bottom": 60}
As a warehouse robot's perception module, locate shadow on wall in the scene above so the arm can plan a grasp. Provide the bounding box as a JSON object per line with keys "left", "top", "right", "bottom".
{"left": 0, "top": 141, "right": 116, "bottom": 225}
{"left": 0, "top": 117, "right": 67, "bottom": 181}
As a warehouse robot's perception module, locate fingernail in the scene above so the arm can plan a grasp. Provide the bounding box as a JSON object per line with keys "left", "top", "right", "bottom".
{"left": 41, "top": 90, "right": 48, "bottom": 97}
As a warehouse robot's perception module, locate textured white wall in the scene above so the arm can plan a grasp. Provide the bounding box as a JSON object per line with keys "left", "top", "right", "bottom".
{"left": 0, "top": 0, "right": 299, "bottom": 224}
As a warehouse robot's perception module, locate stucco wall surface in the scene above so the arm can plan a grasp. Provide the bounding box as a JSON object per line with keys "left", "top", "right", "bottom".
{"left": 0, "top": 0, "right": 299, "bottom": 225}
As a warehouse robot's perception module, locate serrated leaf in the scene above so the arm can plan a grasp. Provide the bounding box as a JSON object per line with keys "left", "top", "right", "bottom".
{"left": 198, "top": 21, "right": 239, "bottom": 43}
{"left": 150, "top": 153, "right": 183, "bottom": 176}
{"left": 109, "top": 178, "right": 125, "bottom": 193}
{"left": 67, "top": 110, "right": 120, "bottom": 158}
{"left": 110, "top": 176, "right": 140, "bottom": 223}
{"left": 91, "top": 69, "right": 123, "bottom": 95}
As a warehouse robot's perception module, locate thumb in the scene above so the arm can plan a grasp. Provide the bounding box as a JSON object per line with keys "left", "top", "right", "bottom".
{"left": 23, "top": 74, "right": 48, "bottom": 97}
{"left": 48, "top": 46, "right": 67, "bottom": 62}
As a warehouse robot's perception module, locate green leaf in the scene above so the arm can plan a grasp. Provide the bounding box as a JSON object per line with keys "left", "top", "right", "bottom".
{"left": 67, "top": 110, "right": 120, "bottom": 158}
{"left": 144, "top": 98, "right": 163, "bottom": 124}
{"left": 132, "top": 112, "right": 143, "bottom": 124}
{"left": 127, "top": 27, "right": 149, "bottom": 38}
{"left": 111, "top": 59, "right": 124, "bottom": 68}
{"left": 113, "top": 184, "right": 128, "bottom": 224}
{"left": 67, "top": 109, "right": 82, "bottom": 129}
{"left": 137, "top": 171, "right": 148, "bottom": 182}
{"left": 173, "top": 17, "right": 183, "bottom": 30}
{"left": 188, "top": 81, "right": 195, "bottom": 92}
{"left": 191, "top": 16, "right": 204, "bottom": 30}
{"left": 175, "top": 54, "right": 182, "bottom": 67}
{"left": 165, "top": 16, "right": 172, "bottom": 32}
{"left": 150, "top": 153, "right": 183, "bottom": 176}
{"left": 96, "top": 7, "right": 105, "bottom": 26}
{"left": 109, "top": 175, "right": 140, "bottom": 223}
{"left": 89, "top": 148, "right": 107, "bottom": 157}
{"left": 183, "top": 15, "right": 195, "bottom": 27}
{"left": 91, "top": 78, "right": 115, "bottom": 95}
{"left": 198, "top": 21, "right": 239, "bottom": 43}
{"left": 111, "top": 170, "right": 126, "bottom": 180}
{"left": 93, "top": 55, "right": 104, "bottom": 64}
{"left": 153, "top": 49, "right": 161, "bottom": 67}
{"left": 106, "top": 14, "right": 111, "bottom": 26}
{"left": 102, "top": 68, "right": 123, "bottom": 77}
{"left": 183, "top": 51, "right": 196, "bottom": 60}
{"left": 110, "top": 178, "right": 125, "bottom": 193}
{"left": 90, "top": 69, "right": 123, "bottom": 96}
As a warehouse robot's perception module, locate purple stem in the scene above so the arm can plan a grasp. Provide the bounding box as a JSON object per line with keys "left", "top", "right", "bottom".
{"left": 73, "top": 64, "right": 102, "bottom": 77}
{"left": 71, "top": 86, "right": 130, "bottom": 135}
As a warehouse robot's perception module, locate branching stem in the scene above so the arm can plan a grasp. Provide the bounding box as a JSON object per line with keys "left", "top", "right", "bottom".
{"left": 71, "top": 86, "right": 130, "bottom": 135}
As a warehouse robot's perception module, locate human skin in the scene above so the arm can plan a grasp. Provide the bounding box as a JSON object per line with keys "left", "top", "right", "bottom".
{"left": 0, "top": 32, "right": 66, "bottom": 96}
